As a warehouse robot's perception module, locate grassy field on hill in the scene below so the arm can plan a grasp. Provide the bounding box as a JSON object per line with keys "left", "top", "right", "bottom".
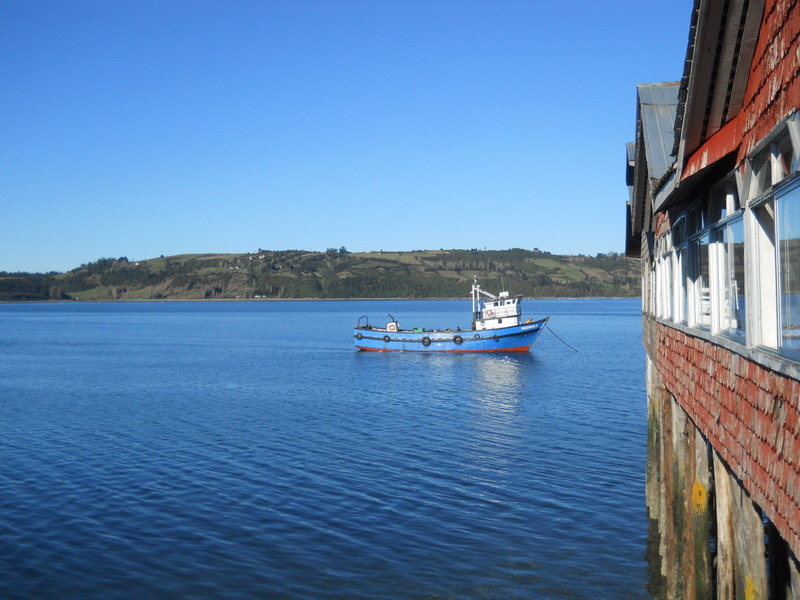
{"left": 0, "top": 249, "right": 640, "bottom": 301}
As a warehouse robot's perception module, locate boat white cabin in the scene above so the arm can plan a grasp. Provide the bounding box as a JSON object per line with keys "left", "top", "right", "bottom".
{"left": 472, "top": 280, "right": 523, "bottom": 331}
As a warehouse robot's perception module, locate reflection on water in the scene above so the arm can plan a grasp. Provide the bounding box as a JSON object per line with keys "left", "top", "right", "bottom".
{"left": 472, "top": 354, "right": 533, "bottom": 409}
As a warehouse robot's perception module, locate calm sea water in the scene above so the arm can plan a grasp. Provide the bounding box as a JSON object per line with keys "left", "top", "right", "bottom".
{"left": 0, "top": 298, "right": 652, "bottom": 599}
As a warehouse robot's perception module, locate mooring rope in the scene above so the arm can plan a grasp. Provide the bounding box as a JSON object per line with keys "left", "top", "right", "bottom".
{"left": 546, "top": 323, "right": 579, "bottom": 352}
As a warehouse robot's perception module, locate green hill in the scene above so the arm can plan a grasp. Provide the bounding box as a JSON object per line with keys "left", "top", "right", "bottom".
{"left": 0, "top": 249, "right": 640, "bottom": 301}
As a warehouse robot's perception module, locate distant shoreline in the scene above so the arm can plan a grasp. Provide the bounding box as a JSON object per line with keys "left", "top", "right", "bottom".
{"left": 2, "top": 296, "right": 639, "bottom": 304}
{"left": 1, "top": 249, "right": 641, "bottom": 302}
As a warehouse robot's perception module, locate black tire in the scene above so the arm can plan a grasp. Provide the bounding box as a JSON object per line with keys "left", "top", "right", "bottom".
{"left": 383, "top": 335, "right": 391, "bottom": 343}
{"left": 355, "top": 332, "right": 363, "bottom": 340}
{"left": 421, "top": 337, "right": 431, "bottom": 347}
{"left": 453, "top": 335, "right": 463, "bottom": 345}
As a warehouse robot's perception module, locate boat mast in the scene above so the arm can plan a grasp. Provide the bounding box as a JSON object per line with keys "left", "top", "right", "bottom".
{"left": 472, "top": 276, "right": 499, "bottom": 321}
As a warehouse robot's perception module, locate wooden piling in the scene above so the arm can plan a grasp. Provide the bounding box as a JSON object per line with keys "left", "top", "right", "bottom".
{"left": 646, "top": 355, "right": 779, "bottom": 600}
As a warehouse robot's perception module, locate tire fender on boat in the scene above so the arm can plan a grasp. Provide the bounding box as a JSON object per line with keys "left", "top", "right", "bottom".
{"left": 421, "top": 337, "right": 431, "bottom": 347}
{"left": 383, "top": 335, "right": 391, "bottom": 343}
{"left": 493, "top": 335, "right": 499, "bottom": 342}
{"left": 453, "top": 335, "right": 463, "bottom": 345}
{"left": 355, "top": 332, "right": 363, "bottom": 340}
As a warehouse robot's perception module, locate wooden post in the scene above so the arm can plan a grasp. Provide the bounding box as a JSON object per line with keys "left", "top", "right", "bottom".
{"left": 661, "top": 380, "right": 680, "bottom": 597}
{"left": 646, "top": 357, "right": 663, "bottom": 521}
{"left": 731, "top": 476, "right": 767, "bottom": 600}
{"left": 690, "top": 428, "right": 713, "bottom": 599}
{"left": 714, "top": 450, "right": 735, "bottom": 600}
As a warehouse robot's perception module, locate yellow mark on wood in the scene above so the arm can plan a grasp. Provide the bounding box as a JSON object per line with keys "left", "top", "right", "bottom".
{"left": 691, "top": 480, "right": 707, "bottom": 514}
{"left": 745, "top": 576, "right": 757, "bottom": 600}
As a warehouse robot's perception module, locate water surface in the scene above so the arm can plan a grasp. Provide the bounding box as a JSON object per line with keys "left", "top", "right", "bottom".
{"left": 0, "top": 298, "right": 649, "bottom": 599}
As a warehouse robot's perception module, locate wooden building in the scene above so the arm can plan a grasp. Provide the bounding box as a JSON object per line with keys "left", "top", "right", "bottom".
{"left": 628, "top": 0, "right": 800, "bottom": 597}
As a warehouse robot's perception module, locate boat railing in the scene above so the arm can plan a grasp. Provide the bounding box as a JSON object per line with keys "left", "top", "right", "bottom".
{"left": 483, "top": 304, "right": 520, "bottom": 319}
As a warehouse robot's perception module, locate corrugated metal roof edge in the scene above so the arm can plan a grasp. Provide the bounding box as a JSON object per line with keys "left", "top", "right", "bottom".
{"left": 638, "top": 83, "right": 680, "bottom": 182}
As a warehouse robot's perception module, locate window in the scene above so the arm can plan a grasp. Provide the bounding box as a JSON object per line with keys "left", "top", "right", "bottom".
{"left": 672, "top": 217, "right": 687, "bottom": 324}
{"left": 654, "top": 234, "right": 674, "bottom": 321}
{"left": 647, "top": 261, "right": 656, "bottom": 316}
{"left": 709, "top": 178, "right": 745, "bottom": 339}
{"left": 715, "top": 218, "right": 746, "bottom": 338}
{"left": 778, "top": 185, "right": 800, "bottom": 351}
{"left": 747, "top": 113, "right": 800, "bottom": 355}
{"left": 664, "top": 253, "right": 673, "bottom": 321}
{"left": 751, "top": 199, "right": 778, "bottom": 347}
{"left": 749, "top": 128, "right": 798, "bottom": 198}
{"left": 676, "top": 246, "right": 688, "bottom": 324}
{"left": 688, "top": 232, "right": 711, "bottom": 328}
{"left": 752, "top": 146, "right": 774, "bottom": 193}
{"left": 684, "top": 203, "right": 711, "bottom": 328}
{"left": 656, "top": 253, "right": 666, "bottom": 319}
{"left": 776, "top": 134, "right": 797, "bottom": 180}
{"left": 687, "top": 203, "right": 707, "bottom": 233}
{"left": 751, "top": 182, "right": 800, "bottom": 354}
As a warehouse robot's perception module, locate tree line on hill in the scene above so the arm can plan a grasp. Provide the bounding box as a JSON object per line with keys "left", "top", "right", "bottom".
{"left": 0, "top": 248, "right": 641, "bottom": 301}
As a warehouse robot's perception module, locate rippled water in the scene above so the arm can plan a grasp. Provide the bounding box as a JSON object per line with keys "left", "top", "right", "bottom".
{"left": 0, "top": 298, "right": 650, "bottom": 599}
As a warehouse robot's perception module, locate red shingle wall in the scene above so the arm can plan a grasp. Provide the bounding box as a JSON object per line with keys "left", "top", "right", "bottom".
{"left": 639, "top": 0, "right": 800, "bottom": 554}
{"left": 645, "top": 319, "right": 800, "bottom": 555}
{"left": 646, "top": 0, "right": 800, "bottom": 555}
{"left": 654, "top": 212, "right": 671, "bottom": 238}
{"left": 739, "top": 0, "right": 800, "bottom": 161}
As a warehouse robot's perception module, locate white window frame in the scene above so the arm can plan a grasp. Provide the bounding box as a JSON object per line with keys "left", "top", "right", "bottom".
{"left": 711, "top": 215, "right": 746, "bottom": 339}
{"left": 745, "top": 112, "right": 800, "bottom": 356}
{"left": 685, "top": 202, "right": 711, "bottom": 329}
{"left": 705, "top": 175, "right": 745, "bottom": 340}
{"left": 655, "top": 233, "right": 674, "bottom": 321}
{"left": 671, "top": 216, "right": 688, "bottom": 325}
{"left": 675, "top": 246, "right": 688, "bottom": 324}
{"left": 747, "top": 196, "right": 778, "bottom": 348}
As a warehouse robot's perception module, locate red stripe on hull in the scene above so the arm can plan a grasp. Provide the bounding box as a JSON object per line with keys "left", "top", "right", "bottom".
{"left": 355, "top": 345, "right": 531, "bottom": 353}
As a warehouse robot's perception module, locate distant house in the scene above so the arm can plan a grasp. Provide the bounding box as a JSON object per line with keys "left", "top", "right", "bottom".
{"left": 628, "top": 0, "right": 800, "bottom": 596}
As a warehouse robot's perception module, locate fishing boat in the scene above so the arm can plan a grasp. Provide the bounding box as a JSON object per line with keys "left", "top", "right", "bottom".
{"left": 353, "top": 277, "right": 549, "bottom": 352}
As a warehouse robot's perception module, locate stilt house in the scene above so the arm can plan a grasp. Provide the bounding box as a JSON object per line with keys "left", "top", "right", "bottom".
{"left": 628, "top": 0, "right": 800, "bottom": 596}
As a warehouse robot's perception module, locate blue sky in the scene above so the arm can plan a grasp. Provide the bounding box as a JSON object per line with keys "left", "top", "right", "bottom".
{"left": 2, "top": 0, "right": 691, "bottom": 273}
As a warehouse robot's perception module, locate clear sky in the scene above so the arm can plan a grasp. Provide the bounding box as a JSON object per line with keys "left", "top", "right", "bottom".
{"left": 1, "top": 0, "right": 692, "bottom": 273}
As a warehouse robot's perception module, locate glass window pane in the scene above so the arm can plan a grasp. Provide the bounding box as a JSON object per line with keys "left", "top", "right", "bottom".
{"left": 660, "top": 253, "right": 673, "bottom": 321}
{"left": 753, "top": 199, "right": 778, "bottom": 349}
{"left": 727, "top": 180, "right": 740, "bottom": 213}
{"left": 688, "top": 203, "right": 707, "bottom": 233}
{"left": 716, "top": 221, "right": 745, "bottom": 337}
{"left": 694, "top": 235, "right": 711, "bottom": 328}
{"left": 673, "top": 218, "right": 685, "bottom": 246}
{"left": 708, "top": 187, "right": 727, "bottom": 222}
{"left": 779, "top": 189, "right": 800, "bottom": 349}
{"left": 728, "top": 219, "right": 746, "bottom": 336}
{"left": 678, "top": 248, "right": 688, "bottom": 324}
{"left": 754, "top": 149, "right": 772, "bottom": 193}
{"left": 777, "top": 134, "right": 796, "bottom": 181}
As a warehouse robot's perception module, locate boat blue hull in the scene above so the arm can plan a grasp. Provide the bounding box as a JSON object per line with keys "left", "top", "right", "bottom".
{"left": 353, "top": 317, "right": 548, "bottom": 353}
